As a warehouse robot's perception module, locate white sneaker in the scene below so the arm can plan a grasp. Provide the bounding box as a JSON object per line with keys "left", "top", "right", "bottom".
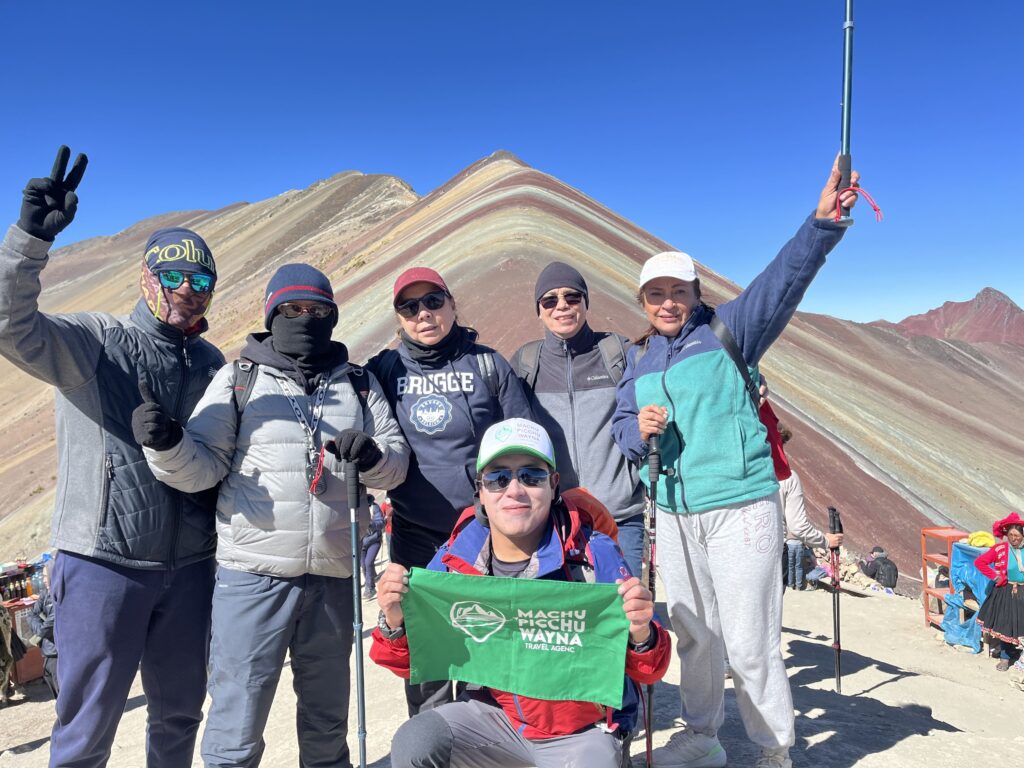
{"left": 650, "top": 729, "right": 727, "bottom": 768}
{"left": 755, "top": 746, "right": 792, "bottom": 768}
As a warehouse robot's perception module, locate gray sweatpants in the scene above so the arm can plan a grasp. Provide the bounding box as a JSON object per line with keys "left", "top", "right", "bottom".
{"left": 657, "top": 493, "right": 794, "bottom": 749}
{"left": 201, "top": 566, "right": 355, "bottom": 768}
{"left": 390, "top": 697, "right": 623, "bottom": 768}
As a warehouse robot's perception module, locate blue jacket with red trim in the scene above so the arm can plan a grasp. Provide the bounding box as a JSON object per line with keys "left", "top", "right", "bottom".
{"left": 370, "top": 500, "right": 671, "bottom": 738}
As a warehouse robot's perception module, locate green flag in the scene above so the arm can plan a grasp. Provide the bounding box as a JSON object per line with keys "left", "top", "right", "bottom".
{"left": 403, "top": 568, "right": 630, "bottom": 708}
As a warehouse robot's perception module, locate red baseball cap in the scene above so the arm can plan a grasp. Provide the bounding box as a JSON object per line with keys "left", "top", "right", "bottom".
{"left": 393, "top": 267, "right": 450, "bottom": 302}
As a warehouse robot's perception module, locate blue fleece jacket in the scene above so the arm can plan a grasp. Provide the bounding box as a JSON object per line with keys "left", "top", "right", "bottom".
{"left": 365, "top": 331, "right": 531, "bottom": 535}
{"left": 611, "top": 215, "right": 846, "bottom": 513}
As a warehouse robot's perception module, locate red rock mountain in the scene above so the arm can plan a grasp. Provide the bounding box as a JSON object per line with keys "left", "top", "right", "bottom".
{"left": 872, "top": 288, "right": 1024, "bottom": 345}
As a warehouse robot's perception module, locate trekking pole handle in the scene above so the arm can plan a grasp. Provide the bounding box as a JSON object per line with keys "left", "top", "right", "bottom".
{"left": 827, "top": 505, "right": 843, "bottom": 542}
{"left": 346, "top": 460, "right": 360, "bottom": 512}
{"left": 648, "top": 434, "right": 661, "bottom": 481}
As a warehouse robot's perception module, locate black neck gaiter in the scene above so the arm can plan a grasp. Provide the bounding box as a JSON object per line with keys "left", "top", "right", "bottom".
{"left": 271, "top": 313, "right": 337, "bottom": 378}
{"left": 400, "top": 324, "right": 472, "bottom": 367}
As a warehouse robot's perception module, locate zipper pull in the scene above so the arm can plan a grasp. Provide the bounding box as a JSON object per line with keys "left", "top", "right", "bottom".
{"left": 105, "top": 455, "right": 115, "bottom": 480}
{"left": 182, "top": 338, "right": 192, "bottom": 368}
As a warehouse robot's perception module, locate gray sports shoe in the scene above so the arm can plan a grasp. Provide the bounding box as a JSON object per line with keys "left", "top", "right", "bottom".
{"left": 650, "top": 729, "right": 727, "bottom": 768}
{"left": 755, "top": 746, "right": 792, "bottom": 768}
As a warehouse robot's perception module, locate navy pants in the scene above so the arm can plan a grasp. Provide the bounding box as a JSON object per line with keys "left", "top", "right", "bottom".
{"left": 615, "top": 513, "right": 646, "bottom": 581}
{"left": 361, "top": 541, "right": 381, "bottom": 591}
{"left": 49, "top": 552, "right": 214, "bottom": 768}
{"left": 201, "top": 567, "right": 354, "bottom": 768}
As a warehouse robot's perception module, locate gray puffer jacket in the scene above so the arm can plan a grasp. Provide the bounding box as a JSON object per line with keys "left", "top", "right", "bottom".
{"left": 0, "top": 225, "right": 223, "bottom": 569}
{"left": 145, "top": 334, "right": 409, "bottom": 578}
{"left": 511, "top": 324, "right": 644, "bottom": 522}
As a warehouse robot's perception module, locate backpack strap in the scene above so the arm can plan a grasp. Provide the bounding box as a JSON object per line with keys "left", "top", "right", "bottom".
{"left": 478, "top": 351, "right": 499, "bottom": 399}
{"left": 231, "top": 359, "right": 259, "bottom": 416}
{"left": 633, "top": 338, "right": 649, "bottom": 366}
{"left": 597, "top": 333, "right": 627, "bottom": 384}
{"left": 709, "top": 314, "right": 759, "bottom": 412}
{"left": 516, "top": 340, "right": 543, "bottom": 392}
{"left": 348, "top": 366, "right": 371, "bottom": 413}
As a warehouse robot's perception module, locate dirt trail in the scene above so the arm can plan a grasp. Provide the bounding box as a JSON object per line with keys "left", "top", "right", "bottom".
{"left": 1, "top": 584, "right": 1020, "bottom": 766}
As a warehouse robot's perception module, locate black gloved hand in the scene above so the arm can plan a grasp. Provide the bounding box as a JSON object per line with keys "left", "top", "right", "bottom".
{"left": 131, "top": 379, "right": 183, "bottom": 451}
{"left": 325, "top": 429, "right": 383, "bottom": 472}
{"left": 18, "top": 146, "right": 88, "bottom": 242}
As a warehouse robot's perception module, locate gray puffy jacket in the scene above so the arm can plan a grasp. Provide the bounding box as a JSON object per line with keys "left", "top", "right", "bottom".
{"left": 0, "top": 225, "right": 223, "bottom": 569}
{"left": 145, "top": 337, "right": 409, "bottom": 578}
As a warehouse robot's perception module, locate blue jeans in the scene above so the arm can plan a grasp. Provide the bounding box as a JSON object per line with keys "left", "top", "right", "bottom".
{"left": 786, "top": 540, "right": 804, "bottom": 589}
{"left": 615, "top": 513, "right": 646, "bottom": 580}
{"left": 50, "top": 552, "right": 214, "bottom": 768}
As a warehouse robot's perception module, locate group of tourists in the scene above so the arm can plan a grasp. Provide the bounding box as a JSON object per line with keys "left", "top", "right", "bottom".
{"left": 0, "top": 145, "right": 863, "bottom": 768}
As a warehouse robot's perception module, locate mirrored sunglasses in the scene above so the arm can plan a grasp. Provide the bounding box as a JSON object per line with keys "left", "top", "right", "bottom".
{"left": 394, "top": 290, "right": 447, "bottom": 318}
{"left": 157, "top": 270, "right": 215, "bottom": 293}
{"left": 277, "top": 303, "right": 334, "bottom": 319}
{"left": 479, "top": 466, "right": 552, "bottom": 493}
{"left": 538, "top": 291, "right": 584, "bottom": 311}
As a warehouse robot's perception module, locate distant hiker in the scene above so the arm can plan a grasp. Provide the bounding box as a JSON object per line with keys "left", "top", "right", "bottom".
{"left": 372, "top": 418, "right": 671, "bottom": 767}
{"left": 777, "top": 424, "right": 843, "bottom": 590}
{"left": 28, "top": 561, "right": 59, "bottom": 699}
{"left": 612, "top": 159, "right": 862, "bottom": 768}
{"left": 362, "top": 495, "right": 387, "bottom": 599}
{"left": 511, "top": 262, "right": 646, "bottom": 577}
{"left": 858, "top": 546, "right": 899, "bottom": 589}
{"left": 135, "top": 263, "right": 409, "bottom": 767}
{"left": 974, "top": 512, "right": 1024, "bottom": 672}
{"left": 365, "top": 266, "right": 531, "bottom": 715}
{"left": 0, "top": 147, "right": 224, "bottom": 767}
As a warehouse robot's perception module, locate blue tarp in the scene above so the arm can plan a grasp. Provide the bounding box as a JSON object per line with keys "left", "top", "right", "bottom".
{"left": 940, "top": 542, "right": 992, "bottom": 652}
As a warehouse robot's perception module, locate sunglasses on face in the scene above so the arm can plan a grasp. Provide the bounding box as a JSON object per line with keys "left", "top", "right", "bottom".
{"left": 394, "top": 290, "right": 448, "bottom": 318}
{"left": 538, "top": 291, "right": 584, "bottom": 311}
{"left": 479, "top": 466, "right": 552, "bottom": 493}
{"left": 277, "top": 302, "right": 334, "bottom": 319}
{"left": 157, "top": 270, "right": 215, "bottom": 293}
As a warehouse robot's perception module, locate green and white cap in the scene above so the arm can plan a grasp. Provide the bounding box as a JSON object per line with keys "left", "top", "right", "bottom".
{"left": 476, "top": 418, "right": 556, "bottom": 472}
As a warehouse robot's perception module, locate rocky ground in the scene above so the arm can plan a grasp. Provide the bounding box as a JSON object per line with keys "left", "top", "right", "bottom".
{"left": 1, "top": 581, "right": 1021, "bottom": 767}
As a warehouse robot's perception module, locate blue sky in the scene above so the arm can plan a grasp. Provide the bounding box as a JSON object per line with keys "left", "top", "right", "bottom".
{"left": 2, "top": 1, "right": 1020, "bottom": 322}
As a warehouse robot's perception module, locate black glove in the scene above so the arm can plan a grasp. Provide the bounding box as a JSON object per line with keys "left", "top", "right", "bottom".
{"left": 326, "top": 429, "right": 383, "bottom": 472}
{"left": 18, "top": 146, "right": 88, "bottom": 242}
{"left": 131, "top": 379, "right": 183, "bottom": 451}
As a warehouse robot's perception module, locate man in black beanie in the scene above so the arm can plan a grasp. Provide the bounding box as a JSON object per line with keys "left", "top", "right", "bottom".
{"left": 0, "top": 147, "right": 224, "bottom": 768}
{"left": 510, "top": 262, "right": 646, "bottom": 578}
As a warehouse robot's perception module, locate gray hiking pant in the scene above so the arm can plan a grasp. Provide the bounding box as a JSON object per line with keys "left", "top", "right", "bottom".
{"left": 390, "top": 697, "right": 623, "bottom": 768}
{"left": 658, "top": 493, "right": 795, "bottom": 749}
{"left": 201, "top": 566, "right": 354, "bottom": 768}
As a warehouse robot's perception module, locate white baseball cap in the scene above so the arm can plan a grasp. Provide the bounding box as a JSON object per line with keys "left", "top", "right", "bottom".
{"left": 639, "top": 251, "right": 698, "bottom": 289}
{"left": 476, "top": 418, "right": 556, "bottom": 472}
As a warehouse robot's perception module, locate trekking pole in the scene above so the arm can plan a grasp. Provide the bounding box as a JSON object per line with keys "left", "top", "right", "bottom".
{"left": 645, "top": 434, "right": 661, "bottom": 768}
{"left": 346, "top": 461, "right": 368, "bottom": 768}
{"left": 828, "top": 506, "right": 844, "bottom": 694}
{"left": 838, "top": 0, "right": 855, "bottom": 224}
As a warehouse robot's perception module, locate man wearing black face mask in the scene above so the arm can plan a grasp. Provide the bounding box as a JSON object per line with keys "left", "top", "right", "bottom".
{"left": 133, "top": 263, "right": 409, "bottom": 768}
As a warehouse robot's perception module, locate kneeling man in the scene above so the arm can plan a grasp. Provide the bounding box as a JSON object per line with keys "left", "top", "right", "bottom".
{"left": 371, "top": 418, "right": 670, "bottom": 767}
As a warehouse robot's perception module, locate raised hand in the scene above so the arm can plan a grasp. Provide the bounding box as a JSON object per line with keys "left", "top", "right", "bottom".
{"left": 815, "top": 155, "right": 860, "bottom": 220}
{"left": 617, "top": 576, "right": 655, "bottom": 645}
{"left": 325, "top": 429, "right": 383, "bottom": 471}
{"left": 18, "top": 145, "right": 88, "bottom": 242}
{"left": 376, "top": 563, "right": 409, "bottom": 631}
{"left": 131, "top": 379, "right": 183, "bottom": 451}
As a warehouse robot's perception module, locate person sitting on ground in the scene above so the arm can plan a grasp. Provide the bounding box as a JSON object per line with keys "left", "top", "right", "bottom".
{"left": 858, "top": 546, "right": 899, "bottom": 589}
{"left": 371, "top": 418, "right": 671, "bottom": 768}
{"left": 974, "top": 513, "right": 1024, "bottom": 672}
{"left": 777, "top": 425, "right": 843, "bottom": 590}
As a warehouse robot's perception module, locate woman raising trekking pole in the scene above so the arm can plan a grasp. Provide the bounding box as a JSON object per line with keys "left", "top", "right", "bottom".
{"left": 611, "top": 159, "right": 861, "bottom": 768}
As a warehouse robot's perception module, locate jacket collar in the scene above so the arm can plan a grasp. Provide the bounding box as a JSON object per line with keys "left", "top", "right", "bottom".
{"left": 441, "top": 509, "right": 569, "bottom": 579}
{"left": 129, "top": 298, "right": 208, "bottom": 343}
{"left": 544, "top": 322, "right": 596, "bottom": 357}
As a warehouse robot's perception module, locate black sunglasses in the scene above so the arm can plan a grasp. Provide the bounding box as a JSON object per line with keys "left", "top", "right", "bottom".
{"left": 479, "top": 466, "right": 552, "bottom": 493}
{"left": 158, "top": 270, "right": 215, "bottom": 293}
{"left": 394, "top": 290, "right": 448, "bottom": 318}
{"left": 277, "top": 302, "right": 334, "bottom": 319}
{"left": 538, "top": 291, "right": 584, "bottom": 311}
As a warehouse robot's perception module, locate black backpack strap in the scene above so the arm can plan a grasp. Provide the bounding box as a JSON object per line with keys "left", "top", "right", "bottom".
{"left": 478, "top": 351, "right": 499, "bottom": 399}
{"left": 597, "top": 333, "right": 627, "bottom": 384}
{"left": 516, "top": 340, "right": 543, "bottom": 392}
{"left": 348, "top": 366, "right": 370, "bottom": 413}
{"left": 709, "top": 315, "right": 759, "bottom": 412}
{"left": 232, "top": 359, "right": 258, "bottom": 415}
